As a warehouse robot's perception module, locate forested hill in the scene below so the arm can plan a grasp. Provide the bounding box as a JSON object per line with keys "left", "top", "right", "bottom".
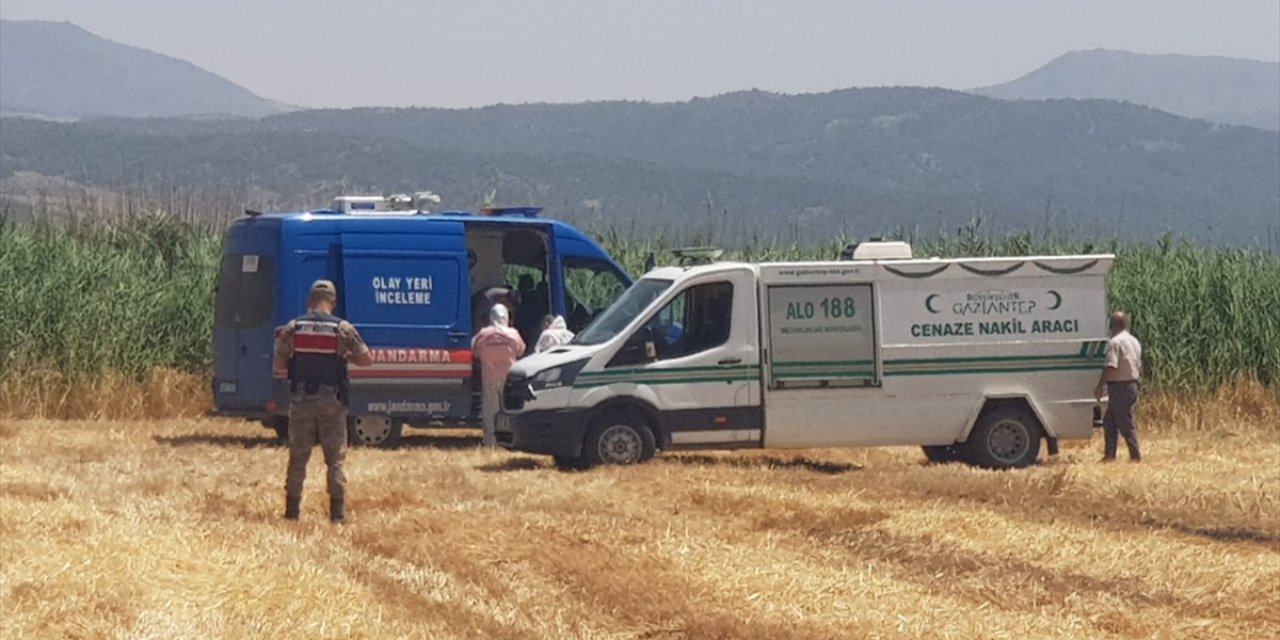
{"left": 0, "top": 20, "right": 285, "bottom": 119}
{"left": 975, "top": 49, "right": 1280, "bottom": 131}
{"left": 2, "top": 87, "right": 1277, "bottom": 244}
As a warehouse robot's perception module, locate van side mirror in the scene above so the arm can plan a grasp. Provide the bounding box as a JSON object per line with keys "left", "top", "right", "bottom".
{"left": 610, "top": 326, "right": 658, "bottom": 367}
{"left": 639, "top": 325, "right": 657, "bottom": 361}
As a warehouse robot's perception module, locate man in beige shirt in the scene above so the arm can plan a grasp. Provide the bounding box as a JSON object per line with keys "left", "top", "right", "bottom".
{"left": 1095, "top": 311, "right": 1143, "bottom": 462}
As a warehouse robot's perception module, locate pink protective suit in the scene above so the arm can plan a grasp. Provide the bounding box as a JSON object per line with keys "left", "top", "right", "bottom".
{"left": 472, "top": 304, "right": 526, "bottom": 447}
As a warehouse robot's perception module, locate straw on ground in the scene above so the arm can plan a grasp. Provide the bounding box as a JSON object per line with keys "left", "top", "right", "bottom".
{"left": 2, "top": 397, "right": 1277, "bottom": 639}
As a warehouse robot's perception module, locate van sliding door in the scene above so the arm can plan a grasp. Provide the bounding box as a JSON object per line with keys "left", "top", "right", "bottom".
{"left": 339, "top": 227, "right": 473, "bottom": 422}
{"left": 762, "top": 283, "right": 880, "bottom": 448}
{"left": 766, "top": 284, "right": 878, "bottom": 388}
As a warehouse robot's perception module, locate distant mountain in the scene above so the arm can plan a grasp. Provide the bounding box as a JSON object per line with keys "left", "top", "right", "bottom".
{"left": 3, "top": 87, "right": 1277, "bottom": 245}
{"left": 0, "top": 20, "right": 286, "bottom": 119}
{"left": 974, "top": 49, "right": 1280, "bottom": 131}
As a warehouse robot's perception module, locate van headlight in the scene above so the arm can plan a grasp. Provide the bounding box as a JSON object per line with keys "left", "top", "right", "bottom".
{"left": 529, "top": 359, "right": 589, "bottom": 391}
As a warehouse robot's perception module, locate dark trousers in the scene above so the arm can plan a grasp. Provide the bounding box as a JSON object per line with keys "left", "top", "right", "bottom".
{"left": 1104, "top": 381, "right": 1141, "bottom": 460}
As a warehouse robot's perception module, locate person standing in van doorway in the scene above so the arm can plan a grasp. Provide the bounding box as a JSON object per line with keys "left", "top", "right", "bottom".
{"left": 536, "top": 315, "right": 575, "bottom": 353}
{"left": 472, "top": 304, "right": 526, "bottom": 447}
{"left": 274, "top": 280, "right": 373, "bottom": 523}
{"left": 1095, "top": 311, "right": 1143, "bottom": 463}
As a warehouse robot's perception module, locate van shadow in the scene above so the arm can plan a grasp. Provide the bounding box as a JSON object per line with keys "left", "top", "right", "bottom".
{"left": 396, "top": 433, "right": 483, "bottom": 451}
{"left": 475, "top": 457, "right": 549, "bottom": 473}
{"left": 662, "top": 454, "right": 862, "bottom": 475}
{"left": 154, "top": 434, "right": 283, "bottom": 449}
{"left": 153, "top": 432, "right": 485, "bottom": 451}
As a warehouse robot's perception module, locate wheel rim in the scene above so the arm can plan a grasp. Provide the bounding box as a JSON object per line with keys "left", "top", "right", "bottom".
{"left": 353, "top": 416, "right": 392, "bottom": 446}
{"left": 596, "top": 424, "right": 642, "bottom": 465}
{"left": 987, "top": 419, "right": 1030, "bottom": 464}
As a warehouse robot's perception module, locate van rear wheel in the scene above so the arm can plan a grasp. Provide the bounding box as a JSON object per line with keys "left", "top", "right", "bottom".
{"left": 347, "top": 415, "right": 402, "bottom": 449}
{"left": 962, "top": 406, "right": 1042, "bottom": 469}
{"left": 553, "top": 455, "right": 589, "bottom": 472}
{"left": 922, "top": 445, "right": 961, "bottom": 464}
{"left": 266, "top": 418, "right": 289, "bottom": 443}
{"left": 582, "top": 413, "right": 657, "bottom": 468}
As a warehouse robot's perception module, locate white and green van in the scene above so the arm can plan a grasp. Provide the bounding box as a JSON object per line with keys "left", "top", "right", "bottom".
{"left": 496, "top": 243, "right": 1112, "bottom": 470}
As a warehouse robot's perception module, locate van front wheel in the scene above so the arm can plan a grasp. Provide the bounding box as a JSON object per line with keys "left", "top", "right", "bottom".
{"left": 583, "top": 414, "right": 656, "bottom": 468}
{"left": 922, "top": 445, "right": 961, "bottom": 463}
{"left": 963, "top": 406, "right": 1042, "bottom": 469}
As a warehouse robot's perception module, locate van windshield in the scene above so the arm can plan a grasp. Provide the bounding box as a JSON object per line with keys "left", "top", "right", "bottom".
{"left": 572, "top": 278, "right": 673, "bottom": 346}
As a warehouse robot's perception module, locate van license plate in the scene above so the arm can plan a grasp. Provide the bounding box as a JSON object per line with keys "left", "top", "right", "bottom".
{"left": 218, "top": 381, "right": 237, "bottom": 394}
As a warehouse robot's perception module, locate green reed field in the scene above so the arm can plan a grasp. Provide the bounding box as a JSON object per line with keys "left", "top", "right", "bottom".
{"left": 1, "top": 215, "right": 1277, "bottom": 394}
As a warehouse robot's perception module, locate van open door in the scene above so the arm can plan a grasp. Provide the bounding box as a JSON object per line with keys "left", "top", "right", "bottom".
{"left": 339, "top": 226, "right": 474, "bottom": 424}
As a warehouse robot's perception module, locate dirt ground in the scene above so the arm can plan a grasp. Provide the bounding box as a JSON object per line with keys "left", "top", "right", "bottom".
{"left": 1, "top": 414, "right": 1277, "bottom": 640}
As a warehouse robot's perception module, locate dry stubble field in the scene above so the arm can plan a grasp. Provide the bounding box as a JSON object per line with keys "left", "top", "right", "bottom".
{"left": 1, "top": 401, "right": 1278, "bottom": 640}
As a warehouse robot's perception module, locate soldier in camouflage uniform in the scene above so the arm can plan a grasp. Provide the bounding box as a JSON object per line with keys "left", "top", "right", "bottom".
{"left": 273, "top": 280, "right": 372, "bottom": 523}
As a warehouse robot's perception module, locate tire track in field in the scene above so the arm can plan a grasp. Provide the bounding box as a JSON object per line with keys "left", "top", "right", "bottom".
{"left": 679, "top": 483, "right": 1275, "bottom": 635}
{"left": 511, "top": 525, "right": 850, "bottom": 640}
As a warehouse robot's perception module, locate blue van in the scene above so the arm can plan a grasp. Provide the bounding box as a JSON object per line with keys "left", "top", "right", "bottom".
{"left": 212, "top": 197, "right": 632, "bottom": 446}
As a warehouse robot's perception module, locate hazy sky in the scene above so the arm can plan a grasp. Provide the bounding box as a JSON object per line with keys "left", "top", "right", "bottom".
{"left": 3, "top": 0, "right": 1278, "bottom": 109}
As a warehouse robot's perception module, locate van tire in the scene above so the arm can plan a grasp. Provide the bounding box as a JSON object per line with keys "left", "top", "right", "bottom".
{"left": 582, "top": 412, "right": 657, "bottom": 468}
{"left": 921, "top": 445, "right": 961, "bottom": 464}
{"left": 553, "top": 455, "right": 589, "bottom": 472}
{"left": 962, "top": 406, "right": 1042, "bottom": 469}
{"left": 347, "top": 415, "right": 403, "bottom": 449}
{"left": 267, "top": 418, "right": 289, "bottom": 443}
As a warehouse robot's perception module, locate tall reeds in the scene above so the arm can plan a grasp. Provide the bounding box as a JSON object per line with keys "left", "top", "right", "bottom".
{"left": 1, "top": 216, "right": 1275, "bottom": 411}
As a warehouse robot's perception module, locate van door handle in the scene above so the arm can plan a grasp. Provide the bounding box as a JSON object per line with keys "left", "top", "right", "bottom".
{"left": 718, "top": 357, "right": 742, "bottom": 365}
{"left": 448, "top": 331, "right": 469, "bottom": 339}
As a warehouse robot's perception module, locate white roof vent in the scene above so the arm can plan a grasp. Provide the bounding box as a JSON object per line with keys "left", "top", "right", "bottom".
{"left": 841, "top": 240, "right": 913, "bottom": 260}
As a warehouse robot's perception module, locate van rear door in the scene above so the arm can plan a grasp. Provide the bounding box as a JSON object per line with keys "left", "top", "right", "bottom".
{"left": 339, "top": 225, "right": 474, "bottom": 422}
{"left": 212, "top": 219, "right": 280, "bottom": 416}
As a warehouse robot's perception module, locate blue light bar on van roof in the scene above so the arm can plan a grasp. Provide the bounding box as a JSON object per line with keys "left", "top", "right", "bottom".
{"left": 480, "top": 207, "right": 542, "bottom": 218}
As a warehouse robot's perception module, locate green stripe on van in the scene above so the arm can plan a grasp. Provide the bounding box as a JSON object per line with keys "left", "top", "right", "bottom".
{"left": 572, "top": 342, "right": 1105, "bottom": 387}
{"left": 884, "top": 363, "right": 1100, "bottom": 376}
{"left": 773, "top": 359, "right": 874, "bottom": 368}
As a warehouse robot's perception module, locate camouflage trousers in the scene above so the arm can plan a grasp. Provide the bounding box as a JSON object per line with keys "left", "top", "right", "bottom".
{"left": 286, "top": 387, "right": 347, "bottom": 501}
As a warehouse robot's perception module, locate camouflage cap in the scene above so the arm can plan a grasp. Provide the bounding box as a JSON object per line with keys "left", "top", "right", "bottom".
{"left": 310, "top": 279, "right": 338, "bottom": 300}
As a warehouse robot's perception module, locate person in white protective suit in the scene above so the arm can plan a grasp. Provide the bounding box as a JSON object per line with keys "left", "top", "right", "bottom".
{"left": 535, "top": 315, "right": 576, "bottom": 353}
{"left": 472, "top": 304, "right": 525, "bottom": 447}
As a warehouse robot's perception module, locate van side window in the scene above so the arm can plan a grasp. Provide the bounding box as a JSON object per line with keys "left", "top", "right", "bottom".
{"left": 563, "top": 258, "right": 628, "bottom": 332}
{"left": 214, "top": 254, "right": 275, "bottom": 329}
{"left": 649, "top": 281, "right": 734, "bottom": 360}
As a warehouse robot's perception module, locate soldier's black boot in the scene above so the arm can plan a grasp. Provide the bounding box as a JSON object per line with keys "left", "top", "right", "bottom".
{"left": 330, "top": 497, "right": 345, "bottom": 525}
{"left": 284, "top": 495, "right": 301, "bottom": 521}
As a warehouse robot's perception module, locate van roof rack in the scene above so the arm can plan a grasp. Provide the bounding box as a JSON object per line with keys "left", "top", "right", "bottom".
{"left": 479, "top": 207, "right": 542, "bottom": 218}
{"left": 840, "top": 240, "right": 912, "bottom": 261}
{"left": 332, "top": 192, "right": 442, "bottom": 215}
{"left": 671, "top": 246, "right": 724, "bottom": 265}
